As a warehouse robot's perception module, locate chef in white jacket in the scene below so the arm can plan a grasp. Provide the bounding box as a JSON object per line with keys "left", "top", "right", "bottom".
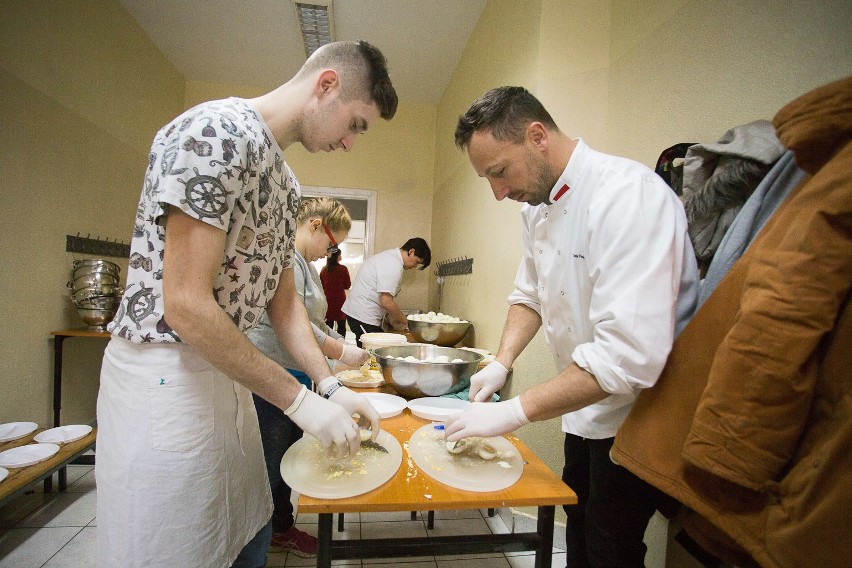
{"left": 446, "top": 86, "right": 698, "bottom": 567}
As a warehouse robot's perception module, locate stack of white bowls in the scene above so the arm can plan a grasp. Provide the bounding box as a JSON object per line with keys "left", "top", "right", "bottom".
{"left": 67, "top": 259, "right": 122, "bottom": 329}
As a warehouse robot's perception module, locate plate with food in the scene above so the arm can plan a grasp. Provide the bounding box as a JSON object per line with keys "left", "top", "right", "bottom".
{"left": 335, "top": 368, "right": 385, "bottom": 388}
{"left": 280, "top": 429, "right": 402, "bottom": 499}
{"left": 407, "top": 423, "right": 523, "bottom": 492}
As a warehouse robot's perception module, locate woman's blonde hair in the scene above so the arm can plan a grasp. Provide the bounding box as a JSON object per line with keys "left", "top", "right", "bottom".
{"left": 297, "top": 197, "right": 352, "bottom": 233}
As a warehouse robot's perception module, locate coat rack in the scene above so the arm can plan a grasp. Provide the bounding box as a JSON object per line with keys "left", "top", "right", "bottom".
{"left": 434, "top": 256, "right": 474, "bottom": 311}
{"left": 65, "top": 233, "right": 130, "bottom": 258}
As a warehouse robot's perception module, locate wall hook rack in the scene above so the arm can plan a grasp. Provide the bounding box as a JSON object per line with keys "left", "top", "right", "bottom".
{"left": 66, "top": 233, "right": 130, "bottom": 258}
{"left": 434, "top": 256, "right": 474, "bottom": 277}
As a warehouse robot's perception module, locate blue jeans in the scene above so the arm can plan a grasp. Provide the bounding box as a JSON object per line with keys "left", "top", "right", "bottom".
{"left": 252, "top": 369, "right": 310, "bottom": 533}
{"left": 230, "top": 522, "right": 272, "bottom": 568}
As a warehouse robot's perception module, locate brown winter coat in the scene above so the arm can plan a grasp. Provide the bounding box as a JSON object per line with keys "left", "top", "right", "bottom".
{"left": 611, "top": 76, "right": 852, "bottom": 568}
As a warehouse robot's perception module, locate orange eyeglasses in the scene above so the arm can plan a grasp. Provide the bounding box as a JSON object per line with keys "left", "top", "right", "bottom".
{"left": 322, "top": 222, "right": 340, "bottom": 254}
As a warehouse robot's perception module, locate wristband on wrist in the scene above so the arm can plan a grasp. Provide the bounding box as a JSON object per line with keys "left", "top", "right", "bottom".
{"left": 322, "top": 381, "right": 343, "bottom": 398}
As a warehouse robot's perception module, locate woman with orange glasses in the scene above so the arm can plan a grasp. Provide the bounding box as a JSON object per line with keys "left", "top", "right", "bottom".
{"left": 247, "top": 197, "right": 370, "bottom": 556}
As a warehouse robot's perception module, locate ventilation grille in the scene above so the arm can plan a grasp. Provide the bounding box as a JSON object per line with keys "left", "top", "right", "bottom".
{"left": 295, "top": 1, "right": 334, "bottom": 57}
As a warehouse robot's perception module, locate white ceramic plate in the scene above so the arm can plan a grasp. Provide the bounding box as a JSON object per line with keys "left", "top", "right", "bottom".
{"left": 280, "top": 430, "right": 402, "bottom": 499}
{"left": 362, "top": 393, "right": 407, "bottom": 419}
{"left": 33, "top": 424, "right": 93, "bottom": 444}
{"left": 0, "top": 467, "right": 8, "bottom": 483}
{"left": 408, "top": 423, "right": 524, "bottom": 492}
{"left": 407, "top": 397, "right": 470, "bottom": 421}
{"left": 0, "top": 443, "right": 60, "bottom": 468}
{"left": 0, "top": 422, "right": 38, "bottom": 443}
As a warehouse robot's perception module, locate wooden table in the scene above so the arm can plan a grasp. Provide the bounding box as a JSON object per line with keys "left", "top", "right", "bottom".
{"left": 298, "top": 410, "right": 577, "bottom": 568}
{"left": 0, "top": 427, "right": 97, "bottom": 508}
{"left": 48, "top": 328, "right": 108, "bottom": 487}
{"left": 50, "top": 328, "right": 110, "bottom": 428}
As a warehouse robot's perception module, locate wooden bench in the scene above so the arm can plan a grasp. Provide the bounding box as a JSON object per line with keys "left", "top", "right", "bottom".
{"left": 0, "top": 427, "right": 97, "bottom": 508}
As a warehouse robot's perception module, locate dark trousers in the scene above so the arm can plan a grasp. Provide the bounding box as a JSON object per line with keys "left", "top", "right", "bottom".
{"left": 346, "top": 316, "right": 383, "bottom": 347}
{"left": 326, "top": 318, "right": 347, "bottom": 337}
{"left": 562, "top": 433, "right": 660, "bottom": 567}
{"left": 253, "top": 386, "right": 305, "bottom": 534}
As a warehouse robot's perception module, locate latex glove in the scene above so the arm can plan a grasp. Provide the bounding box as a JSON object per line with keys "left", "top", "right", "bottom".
{"left": 283, "top": 385, "right": 361, "bottom": 457}
{"left": 339, "top": 343, "right": 370, "bottom": 368}
{"left": 468, "top": 360, "right": 510, "bottom": 402}
{"left": 317, "top": 377, "right": 382, "bottom": 440}
{"left": 444, "top": 397, "right": 529, "bottom": 442}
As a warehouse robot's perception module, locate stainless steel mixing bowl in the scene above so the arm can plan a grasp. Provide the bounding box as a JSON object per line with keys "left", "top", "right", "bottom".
{"left": 69, "top": 272, "right": 120, "bottom": 290}
{"left": 72, "top": 259, "right": 121, "bottom": 277}
{"left": 76, "top": 307, "right": 116, "bottom": 329}
{"left": 407, "top": 319, "right": 471, "bottom": 347}
{"left": 374, "top": 344, "right": 483, "bottom": 399}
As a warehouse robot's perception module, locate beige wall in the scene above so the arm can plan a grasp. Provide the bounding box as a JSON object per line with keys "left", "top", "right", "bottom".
{"left": 0, "top": 0, "right": 185, "bottom": 426}
{"left": 431, "top": 0, "right": 852, "bottom": 556}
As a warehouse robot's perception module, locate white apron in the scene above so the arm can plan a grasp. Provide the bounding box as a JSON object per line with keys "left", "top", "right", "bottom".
{"left": 96, "top": 337, "right": 272, "bottom": 568}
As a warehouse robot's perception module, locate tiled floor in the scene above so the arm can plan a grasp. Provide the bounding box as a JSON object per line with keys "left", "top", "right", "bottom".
{"left": 0, "top": 465, "right": 567, "bottom": 567}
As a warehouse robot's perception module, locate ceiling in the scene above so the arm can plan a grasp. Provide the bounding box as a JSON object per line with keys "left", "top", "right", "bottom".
{"left": 119, "top": 0, "right": 487, "bottom": 105}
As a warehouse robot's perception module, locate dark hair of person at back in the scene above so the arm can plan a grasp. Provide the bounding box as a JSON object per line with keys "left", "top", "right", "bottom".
{"left": 401, "top": 237, "right": 431, "bottom": 270}
{"left": 326, "top": 249, "right": 342, "bottom": 268}
{"left": 454, "top": 86, "right": 558, "bottom": 149}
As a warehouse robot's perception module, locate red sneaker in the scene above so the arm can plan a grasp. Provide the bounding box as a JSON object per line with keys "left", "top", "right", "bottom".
{"left": 268, "top": 525, "right": 318, "bottom": 557}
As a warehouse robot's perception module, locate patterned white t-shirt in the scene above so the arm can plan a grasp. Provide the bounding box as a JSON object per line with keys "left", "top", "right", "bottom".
{"left": 109, "top": 98, "right": 300, "bottom": 343}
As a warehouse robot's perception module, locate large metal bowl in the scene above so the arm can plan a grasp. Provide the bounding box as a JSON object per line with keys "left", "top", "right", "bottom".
{"left": 407, "top": 319, "right": 471, "bottom": 347}
{"left": 76, "top": 307, "right": 116, "bottom": 329}
{"left": 374, "top": 344, "right": 482, "bottom": 399}
{"left": 72, "top": 259, "right": 121, "bottom": 277}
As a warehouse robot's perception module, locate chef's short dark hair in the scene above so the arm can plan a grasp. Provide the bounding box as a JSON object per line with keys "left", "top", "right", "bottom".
{"left": 454, "top": 86, "right": 558, "bottom": 148}
{"left": 401, "top": 237, "right": 431, "bottom": 269}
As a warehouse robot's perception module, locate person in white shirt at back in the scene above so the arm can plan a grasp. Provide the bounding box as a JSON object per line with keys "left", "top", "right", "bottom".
{"left": 342, "top": 237, "right": 431, "bottom": 346}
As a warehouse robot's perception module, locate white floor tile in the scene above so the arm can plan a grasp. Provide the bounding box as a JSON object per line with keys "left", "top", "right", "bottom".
{"left": 42, "top": 526, "right": 97, "bottom": 568}
{"left": 0, "top": 527, "right": 81, "bottom": 568}
{"left": 360, "top": 519, "right": 431, "bottom": 564}
{"left": 67, "top": 469, "right": 96, "bottom": 494}
{"left": 15, "top": 492, "right": 96, "bottom": 528}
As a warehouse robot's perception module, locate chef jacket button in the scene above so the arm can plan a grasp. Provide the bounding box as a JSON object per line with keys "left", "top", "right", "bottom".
{"left": 561, "top": 290, "right": 565, "bottom": 295}
{"left": 557, "top": 250, "right": 561, "bottom": 255}
{"left": 538, "top": 249, "right": 542, "bottom": 254}
{"left": 544, "top": 212, "right": 548, "bottom": 218}
{"left": 563, "top": 209, "right": 567, "bottom": 214}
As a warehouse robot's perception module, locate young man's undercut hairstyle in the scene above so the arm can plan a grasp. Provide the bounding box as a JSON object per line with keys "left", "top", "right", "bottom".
{"left": 454, "top": 86, "right": 559, "bottom": 149}
{"left": 297, "top": 40, "right": 398, "bottom": 120}
{"left": 401, "top": 237, "right": 431, "bottom": 270}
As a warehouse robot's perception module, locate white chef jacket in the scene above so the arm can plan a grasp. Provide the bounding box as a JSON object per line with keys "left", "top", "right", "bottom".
{"left": 342, "top": 248, "right": 404, "bottom": 326}
{"left": 508, "top": 139, "right": 698, "bottom": 439}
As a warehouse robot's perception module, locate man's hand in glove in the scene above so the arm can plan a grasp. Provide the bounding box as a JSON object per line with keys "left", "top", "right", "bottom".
{"left": 283, "top": 385, "right": 361, "bottom": 457}
{"left": 318, "top": 377, "right": 381, "bottom": 440}
{"left": 468, "top": 360, "right": 510, "bottom": 402}
{"left": 444, "top": 396, "right": 529, "bottom": 441}
{"left": 339, "top": 343, "right": 370, "bottom": 368}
